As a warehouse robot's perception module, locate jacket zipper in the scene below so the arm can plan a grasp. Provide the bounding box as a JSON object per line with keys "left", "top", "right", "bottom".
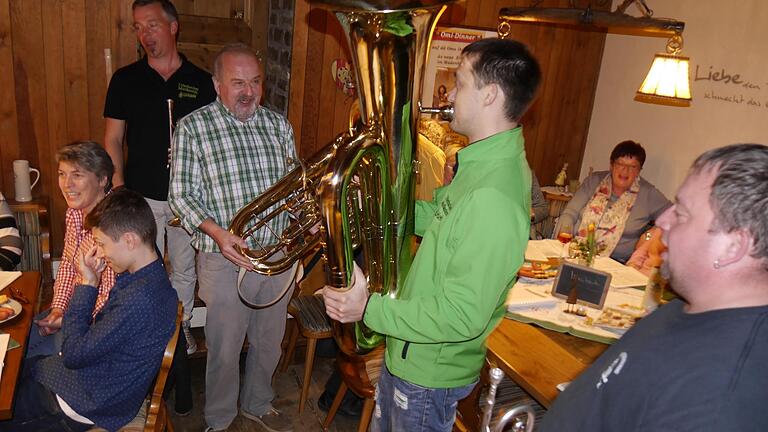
{"left": 401, "top": 342, "right": 410, "bottom": 359}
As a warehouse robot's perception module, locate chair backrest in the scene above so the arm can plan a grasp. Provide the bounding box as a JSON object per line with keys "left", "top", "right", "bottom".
{"left": 144, "top": 302, "right": 182, "bottom": 432}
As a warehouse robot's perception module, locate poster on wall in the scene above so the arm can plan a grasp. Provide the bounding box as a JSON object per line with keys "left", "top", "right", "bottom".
{"left": 421, "top": 26, "right": 498, "bottom": 111}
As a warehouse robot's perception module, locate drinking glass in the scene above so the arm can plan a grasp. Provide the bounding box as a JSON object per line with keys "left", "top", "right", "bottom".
{"left": 557, "top": 223, "right": 573, "bottom": 260}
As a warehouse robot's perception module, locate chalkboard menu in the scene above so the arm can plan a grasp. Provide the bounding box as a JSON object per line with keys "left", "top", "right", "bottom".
{"left": 552, "top": 262, "right": 612, "bottom": 309}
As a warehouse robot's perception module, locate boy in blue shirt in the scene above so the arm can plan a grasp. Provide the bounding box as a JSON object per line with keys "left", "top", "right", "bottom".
{"left": 0, "top": 189, "right": 177, "bottom": 432}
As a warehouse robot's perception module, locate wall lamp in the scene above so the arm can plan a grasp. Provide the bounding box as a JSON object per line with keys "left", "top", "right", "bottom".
{"left": 498, "top": 0, "right": 691, "bottom": 107}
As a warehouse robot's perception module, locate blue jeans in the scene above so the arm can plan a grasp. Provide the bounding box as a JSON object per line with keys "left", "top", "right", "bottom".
{"left": 0, "top": 356, "right": 90, "bottom": 432}
{"left": 25, "top": 310, "right": 64, "bottom": 358}
{"left": 371, "top": 365, "right": 477, "bottom": 432}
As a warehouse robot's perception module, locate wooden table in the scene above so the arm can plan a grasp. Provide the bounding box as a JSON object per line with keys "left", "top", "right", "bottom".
{"left": 455, "top": 318, "right": 608, "bottom": 432}
{"left": 486, "top": 318, "right": 608, "bottom": 408}
{"left": 0, "top": 272, "right": 41, "bottom": 420}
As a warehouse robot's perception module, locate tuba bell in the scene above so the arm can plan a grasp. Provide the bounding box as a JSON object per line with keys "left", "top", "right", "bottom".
{"left": 228, "top": 0, "right": 455, "bottom": 355}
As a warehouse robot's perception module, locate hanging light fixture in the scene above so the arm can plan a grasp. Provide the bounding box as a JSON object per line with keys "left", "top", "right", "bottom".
{"left": 498, "top": 0, "right": 691, "bottom": 107}
{"left": 635, "top": 35, "right": 691, "bottom": 107}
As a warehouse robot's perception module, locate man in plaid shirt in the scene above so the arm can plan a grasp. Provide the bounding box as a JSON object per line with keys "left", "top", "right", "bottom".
{"left": 169, "top": 43, "right": 297, "bottom": 432}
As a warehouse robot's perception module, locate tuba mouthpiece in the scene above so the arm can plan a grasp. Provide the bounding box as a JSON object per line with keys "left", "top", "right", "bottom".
{"left": 418, "top": 102, "right": 454, "bottom": 121}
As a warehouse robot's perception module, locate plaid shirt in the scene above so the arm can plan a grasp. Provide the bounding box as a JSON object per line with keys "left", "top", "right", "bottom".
{"left": 169, "top": 99, "right": 297, "bottom": 253}
{"left": 51, "top": 207, "right": 116, "bottom": 316}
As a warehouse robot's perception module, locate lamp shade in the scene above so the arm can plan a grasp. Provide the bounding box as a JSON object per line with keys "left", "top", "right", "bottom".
{"left": 635, "top": 53, "right": 691, "bottom": 107}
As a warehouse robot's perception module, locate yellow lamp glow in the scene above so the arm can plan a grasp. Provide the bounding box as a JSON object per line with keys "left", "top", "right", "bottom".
{"left": 635, "top": 35, "right": 692, "bottom": 107}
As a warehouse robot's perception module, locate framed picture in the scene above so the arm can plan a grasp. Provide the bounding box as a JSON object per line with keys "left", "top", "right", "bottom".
{"left": 552, "top": 262, "right": 612, "bottom": 309}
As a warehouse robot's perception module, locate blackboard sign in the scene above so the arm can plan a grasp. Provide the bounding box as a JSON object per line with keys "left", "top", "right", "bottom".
{"left": 552, "top": 262, "right": 612, "bottom": 309}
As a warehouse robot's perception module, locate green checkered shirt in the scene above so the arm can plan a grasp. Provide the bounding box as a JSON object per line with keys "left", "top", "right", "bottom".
{"left": 169, "top": 99, "right": 297, "bottom": 253}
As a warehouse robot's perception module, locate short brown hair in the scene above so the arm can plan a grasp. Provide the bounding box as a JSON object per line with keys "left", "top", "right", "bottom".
{"left": 85, "top": 188, "right": 157, "bottom": 246}
{"left": 56, "top": 141, "right": 114, "bottom": 193}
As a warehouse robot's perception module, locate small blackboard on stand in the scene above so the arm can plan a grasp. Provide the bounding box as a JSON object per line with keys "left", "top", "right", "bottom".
{"left": 552, "top": 262, "right": 612, "bottom": 309}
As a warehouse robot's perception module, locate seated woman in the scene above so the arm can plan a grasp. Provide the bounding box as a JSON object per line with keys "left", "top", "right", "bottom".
{"left": 29, "top": 142, "right": 116, "bottom": 354}
{"left": 0, "top": 192, "right": 22, "bottom": 270}
{"left": 554, "top": 141, "right": 671, "bottom": 263}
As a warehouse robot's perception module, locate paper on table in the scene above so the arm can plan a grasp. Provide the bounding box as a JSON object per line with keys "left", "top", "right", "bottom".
{"left": 0, "top": 271, "right": 22, "bottom": 293}
{"left": 0, "top": 333, "right": 9, "bottom": 379}
{"left": 525, "top": 239, "right": 564, "bottom": 262}
{"left": 593, "top": 257, "right": 648, "bottom": 288}
{"left": 506, "top": 282, "right": 558, "bottom": 312}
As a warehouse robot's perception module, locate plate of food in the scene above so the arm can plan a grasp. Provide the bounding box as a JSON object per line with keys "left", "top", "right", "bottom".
{"left": 0, "top": 294, "right": 22, "bottom": 324}
{"left": 593, "top": 306, "right": 644, "bottom": 335}
{"left": 518, "top": 261, "right": 558, "bottom": 279}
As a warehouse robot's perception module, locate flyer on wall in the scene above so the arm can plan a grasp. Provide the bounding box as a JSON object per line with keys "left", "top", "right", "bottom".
{"left": 421, "top": 26, "right": 498, "bottom": 112}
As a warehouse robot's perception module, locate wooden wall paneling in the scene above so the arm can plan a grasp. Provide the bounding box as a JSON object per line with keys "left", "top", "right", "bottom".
{"left": 41, "top": 0, "right": 68, "bottom": 258}
{"left": 178, "top": 14, "right": 251, "bottom": 45}
{"left": 330, "top": 32, "right": 352, "bottom": 145}
{"left": 250, "top": 0, "right": 267, "bottom": 66}
{"left": 85, "top": 0, "right": 111, "bottom": 144}
{"left": 61, "top": 0, "right": 90, "bottom": 141}
{"left": 297, "top": 6, "right": 328, "bottom": 158}
{"left": 173, "top": 0, "right": 194, "bottom": 15}
{"left": 568, "top": 30, "right": 606, "bottom": 176}
{"left": 0, "top": 0, "right": 19, "bottom": 195}
{"left": 192, "top": 1, "right": 232, "bottom": 19}
{"left": 315, "top": 12, "right": 343, "bottom": 152}
{"left": 110, "top": 0, "right": 137, "bottom": 71}
{"left": 287, "top": 0, "right": 310, "bottom": 153}
{"left": 536, "top": 28, "right": 583, "bottom": 184}
{"left": 474, "top": 0, "right": 500, "bottom": 27}
{"left": 10, "top": 0, "right": 48, "bottom": 198}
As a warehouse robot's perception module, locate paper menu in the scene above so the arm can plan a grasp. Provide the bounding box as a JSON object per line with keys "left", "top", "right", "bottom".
{"left": 506, "top": 282, "right": 558, "bottom": 312}
{"left": 592, "top": 257, "right": 648, "bottom": 288}
{"left": 0, "top": 271, "right": 22, "bottom": 293}
{"left": 525, "top": 239, "right": 564, "bottom": 262}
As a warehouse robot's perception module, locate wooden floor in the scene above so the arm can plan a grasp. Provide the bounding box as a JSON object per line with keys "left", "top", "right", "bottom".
{"left": 167, "top": 350, "right": 361, "bottom": 431}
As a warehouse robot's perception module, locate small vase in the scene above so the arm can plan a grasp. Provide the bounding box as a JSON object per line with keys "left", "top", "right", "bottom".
{"left": 579, "top": 250, "right": 595, "bottom": 267}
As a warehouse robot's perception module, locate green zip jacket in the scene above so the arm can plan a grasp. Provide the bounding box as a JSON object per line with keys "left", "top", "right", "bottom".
{"left": 364, "top": 127, "right": 531, "bottom": 388}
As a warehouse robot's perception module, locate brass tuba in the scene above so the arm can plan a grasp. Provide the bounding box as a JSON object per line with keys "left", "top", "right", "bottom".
{"left": 228, "top": 0, "right": 454, "bottom": 355}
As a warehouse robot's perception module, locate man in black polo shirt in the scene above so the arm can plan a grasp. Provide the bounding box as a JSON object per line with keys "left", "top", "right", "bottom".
{"left": 103, "top": 0, "right": 215, "bottom": 359}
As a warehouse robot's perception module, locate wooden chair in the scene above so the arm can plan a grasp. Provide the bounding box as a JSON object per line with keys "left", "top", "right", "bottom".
{"left": 279, "top": 252, "right": 333, "bottom": 414}
{"left": 322, "top": 346, "right": 384, "bottom": 432}
{"left": 145, "top": 302, "right": 182, "bottom": 432}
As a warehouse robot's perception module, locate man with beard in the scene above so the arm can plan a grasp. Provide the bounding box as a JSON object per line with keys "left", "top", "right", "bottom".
{"left": 169, "top": 43, "right": 298, "bottom": 432}
{"left": 540, "top": 144, "right": 768, "bottom": 432}
{"left": 104, "top": 0, "right": 215, "bottom": 357}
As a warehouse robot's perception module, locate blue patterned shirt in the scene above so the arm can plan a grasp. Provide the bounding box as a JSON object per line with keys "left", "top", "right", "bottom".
{"left": 169, "top": 98, "right": 297, "bottom": 253}
{"left": 35, "top": 259, "right": 177, "bottom": 432}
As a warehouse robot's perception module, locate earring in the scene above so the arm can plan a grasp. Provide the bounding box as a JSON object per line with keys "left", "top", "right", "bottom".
{"left": 713, "top": 259, "right": 720, "bottom": 270}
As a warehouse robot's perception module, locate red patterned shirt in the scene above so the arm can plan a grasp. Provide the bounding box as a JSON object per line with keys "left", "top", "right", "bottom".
{"left": 51, "top": 207, "right": 116, "bottom": 316}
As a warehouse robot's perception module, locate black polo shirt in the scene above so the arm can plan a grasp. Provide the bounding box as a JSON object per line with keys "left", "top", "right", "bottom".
{"left": 104, "top": 54, "right": 216, "bottom": 200}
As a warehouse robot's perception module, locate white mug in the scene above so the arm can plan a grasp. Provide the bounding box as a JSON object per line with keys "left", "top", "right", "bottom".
{"left": 13, "top": 159, "right": 40, "bottom": 202}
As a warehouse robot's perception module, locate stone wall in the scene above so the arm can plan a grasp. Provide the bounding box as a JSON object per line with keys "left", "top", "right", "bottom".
{"left": 263, "top": 0, "right": 294, "bottom": 115}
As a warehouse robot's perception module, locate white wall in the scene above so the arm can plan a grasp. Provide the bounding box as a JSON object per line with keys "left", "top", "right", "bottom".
{"left": 582, "top": 0, "right": 768, "bottom": 198}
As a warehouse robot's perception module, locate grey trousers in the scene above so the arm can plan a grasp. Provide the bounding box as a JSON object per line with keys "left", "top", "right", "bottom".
{"left": 197, "top": 252, "right": 293, "bottom": 430}
{"left": 145, "top": 198, "right": 197, "bottom": 321}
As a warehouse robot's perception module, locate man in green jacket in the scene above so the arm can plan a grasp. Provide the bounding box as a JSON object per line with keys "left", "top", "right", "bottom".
{"left": 323, "top": 38, "right": 541, "bottom": 432}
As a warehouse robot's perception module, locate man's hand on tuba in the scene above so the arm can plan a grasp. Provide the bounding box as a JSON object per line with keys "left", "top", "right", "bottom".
{"left": 200, "top": 219, "right": 255, "bottom": 270}
{"left": 322, "top": 263, "right": 369, "bottom": 323}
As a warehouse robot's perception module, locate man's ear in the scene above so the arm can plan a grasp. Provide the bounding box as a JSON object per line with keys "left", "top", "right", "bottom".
{"left": 716, "top": 229, "right": 752, "bottom": 268}
{"left": 170, "top": 20, "right": 179, "bottom": 37}
{"left": 482, "top": 83, "right": 500, "bottom": 108}
{"left": 123, "top": 231, "right": 141, "bottom": 251}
